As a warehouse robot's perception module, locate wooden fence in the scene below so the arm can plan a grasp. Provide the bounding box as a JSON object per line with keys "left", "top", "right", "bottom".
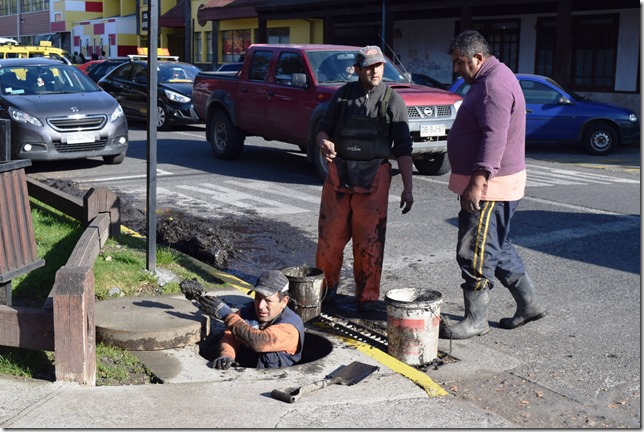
{"left": 0, "top": 170, "right": 120, "bottom": 386}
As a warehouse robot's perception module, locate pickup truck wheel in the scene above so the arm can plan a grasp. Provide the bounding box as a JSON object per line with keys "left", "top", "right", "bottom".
{"left": 583, "top": 123, "right": 617, "bottom": 155}
{"left": 209, "top": 110, "right": 244, "bottom": 160}
{"left": 413, "top": 153, "right": 450, "bottom": 175}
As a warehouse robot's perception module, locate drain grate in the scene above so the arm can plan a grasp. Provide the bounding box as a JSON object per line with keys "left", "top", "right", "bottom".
{"left": 314, "top": 312, "right": 459, "bottom": 370}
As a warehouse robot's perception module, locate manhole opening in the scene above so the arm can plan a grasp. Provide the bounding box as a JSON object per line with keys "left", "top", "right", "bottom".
{"left": 197, "top": 330, "right": 333, "bottom": 368}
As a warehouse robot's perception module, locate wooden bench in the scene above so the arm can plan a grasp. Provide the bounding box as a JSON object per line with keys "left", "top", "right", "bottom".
{"left": 0, "top": 160, "right": 45, "bottom": 306}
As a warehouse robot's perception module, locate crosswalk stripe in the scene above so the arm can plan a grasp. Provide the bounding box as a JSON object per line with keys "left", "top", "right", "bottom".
{"left": 526, "top": 164, "right": 639, "bottom": 184}
{"left": 226, "top": 179, "right": 321, "bottom": 203}
{"left": 177, "top": 184, "right": 308, "bottom": 215}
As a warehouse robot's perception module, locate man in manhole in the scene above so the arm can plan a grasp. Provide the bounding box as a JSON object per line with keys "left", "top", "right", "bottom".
{"left": 181, "top": 270, "right": 305, "bottom": 369}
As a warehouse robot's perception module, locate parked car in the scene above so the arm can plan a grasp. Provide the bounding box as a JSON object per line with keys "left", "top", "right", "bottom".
{"left": 83, "top": 58, "right": 129, "bottom": 82}
{"left": 0, "top": 57, "right": 128, "bottom": 164}
{"left": 448, "top": 74, "right": 639, "bottom": 155}
{"left": 76, "top": 59, "right": 103, "bottom": 74}
{"left": 411, "top": 72, "right": 449, "bottom": 89}
{"left": 98, "top": 56, "right": 201, "bottom": 130}
{"left": 0, "top": 40, "right": 72, "bottom": 65}
{"left": 76, "top": 57, "right": 129, "bottom": 82}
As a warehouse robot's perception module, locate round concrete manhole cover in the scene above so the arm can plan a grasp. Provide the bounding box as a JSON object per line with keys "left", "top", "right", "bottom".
{"left": 95, "top": 295, "right": 208, "bottom": 351}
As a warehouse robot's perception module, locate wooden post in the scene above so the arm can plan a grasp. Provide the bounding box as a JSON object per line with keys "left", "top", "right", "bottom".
{"left": 84, "top": 187, "right": 120, "bottom": 236}
{"left": 52, "top": 266, "right": 96, "bottom": 386}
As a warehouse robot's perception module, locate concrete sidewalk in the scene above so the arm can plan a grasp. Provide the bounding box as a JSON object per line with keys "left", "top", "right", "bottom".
{"left": 0, "top": 340, "right": 515, "bottom": 429}
{"left": 0, "top": 255, "right": 518, "bottom": 429}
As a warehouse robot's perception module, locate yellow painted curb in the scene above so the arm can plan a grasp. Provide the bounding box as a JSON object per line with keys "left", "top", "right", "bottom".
{"left": 313, "top": 321, "right": 448, "bottom": 398}
{"left": 120, "top": 224, "right": 254, "bottom": 292}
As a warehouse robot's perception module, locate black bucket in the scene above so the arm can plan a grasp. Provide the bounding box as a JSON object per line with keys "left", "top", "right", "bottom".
{"left": 281, "top": 266, "right": 326, "bottom": 323}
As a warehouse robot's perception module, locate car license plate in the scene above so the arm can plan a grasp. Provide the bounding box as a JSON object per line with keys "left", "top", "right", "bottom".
{"left": 66, "top": 132, "right": 96, "bottom": 144}
{"left": 420, "top": 124, "right": 446, "bottom": 137}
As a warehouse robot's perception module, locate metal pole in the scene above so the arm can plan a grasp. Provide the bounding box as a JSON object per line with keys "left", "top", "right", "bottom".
{"left": 380, "top": 0, "right": 386, "bottom": 51}
{"left": 16, "top": 0, "right": 20, "bottom": 43}
{"left": 146, "top": 0, "right": 158, "bottom": 273}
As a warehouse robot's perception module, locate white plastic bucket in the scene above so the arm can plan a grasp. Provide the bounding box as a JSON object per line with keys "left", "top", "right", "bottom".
{"left": 385, "top": 288, "right": 442, "bottom": 366}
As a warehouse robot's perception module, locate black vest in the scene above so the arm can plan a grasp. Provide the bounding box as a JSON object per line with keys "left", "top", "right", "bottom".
{"left": 335, "top": 82, "right": 393, "bottom": 161}
{"left": 235, "top": 303, "right": 305, "bottom": 369}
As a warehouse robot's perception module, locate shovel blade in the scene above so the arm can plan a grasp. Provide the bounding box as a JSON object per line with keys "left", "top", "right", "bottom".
{"left": 270, "top": 361, "right": 379, "bottom": 404}
{"left": 327, "top": 361, "right": 379, "bottom": 385}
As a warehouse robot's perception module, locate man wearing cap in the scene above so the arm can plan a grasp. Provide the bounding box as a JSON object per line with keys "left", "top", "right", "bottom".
{"left": 198, "top": 270, "right": 305, "bottom": 369}
{"left": 315, "top": 45, "right": 414, "bottom": 312}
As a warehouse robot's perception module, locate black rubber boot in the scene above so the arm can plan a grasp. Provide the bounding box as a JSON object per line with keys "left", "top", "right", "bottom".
{"left": 439, "top": 289, "right": 491, "bottom": 339}
{"left": 499, "top": 274, "right": 547, "bottom": 329}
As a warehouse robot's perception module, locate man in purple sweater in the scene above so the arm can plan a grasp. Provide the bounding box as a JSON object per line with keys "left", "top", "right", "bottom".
{"left": 440, "top": 30, "right": 546, "bottom": 340}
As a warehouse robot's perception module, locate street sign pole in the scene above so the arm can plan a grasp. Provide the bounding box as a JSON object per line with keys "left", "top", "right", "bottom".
{"left": 146, "top": 0, "right": 158, "bottom": 273}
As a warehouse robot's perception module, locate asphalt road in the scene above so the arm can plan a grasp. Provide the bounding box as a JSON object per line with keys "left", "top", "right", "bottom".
{"left": 25, "top": 124, "right": 641, "bottom": 427}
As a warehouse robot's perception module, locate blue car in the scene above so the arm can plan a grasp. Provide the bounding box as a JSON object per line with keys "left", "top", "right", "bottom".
{"left": 448, "top": 74, "right": 639, "bottom": 155}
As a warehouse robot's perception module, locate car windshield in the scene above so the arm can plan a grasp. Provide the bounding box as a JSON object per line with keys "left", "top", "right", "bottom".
{"left": 0, "top": 64, "right": 99, "bottom": 95}
{"left": 305, "top": 50, "right": 408, "bottom": 84}
{"left": 158, "top": 63, "right": 200, "bottom": 83}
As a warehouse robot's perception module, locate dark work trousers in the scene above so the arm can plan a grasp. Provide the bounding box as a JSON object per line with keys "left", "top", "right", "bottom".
{"left": 316, "top": 161, "right": 392, "bottom": 302}
{"left": 456, "top": 200, "right": 526, "bottom": 291}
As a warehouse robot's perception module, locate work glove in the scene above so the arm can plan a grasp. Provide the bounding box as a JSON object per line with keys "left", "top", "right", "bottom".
{"left": 211, "top": 356, "right": 239, "bottom": 370}
{"left": 198, "top": 295, "right": 232, "bottom": 320}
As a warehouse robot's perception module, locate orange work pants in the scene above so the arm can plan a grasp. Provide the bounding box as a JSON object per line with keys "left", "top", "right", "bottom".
{"left": 316, "top": 161, "right": 392, "bottom": 302}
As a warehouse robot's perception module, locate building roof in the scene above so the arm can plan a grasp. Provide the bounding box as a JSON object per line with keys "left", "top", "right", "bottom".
{"left": 197, "top": 0, "right": 266, "bottom": 22}
{"left": 159, "top": 0, "right": 186, "bottom": 28}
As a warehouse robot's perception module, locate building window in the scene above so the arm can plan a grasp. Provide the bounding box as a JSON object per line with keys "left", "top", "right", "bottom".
{"left": 206, "top": 31, "right": 212, "bottom": 62}
{"left": 22, "top": 0, "right": 46, "bottom": 13}
{"left": 222, "top": 29, "right": 251, "bottom": 63}
{"left": 194, "top": 32, "right": 202, "bottom": 63}
{"left": 535, "top": 15, "right": 618, "bottom": 91}
{"left": 267, "top": 27, "right": 289, "bottom": 44}
{"left": 534, "top": 18, "right": 556, "bottom": 78}
{"left": 471, "top": 19, "right": 520, "bottom": 72}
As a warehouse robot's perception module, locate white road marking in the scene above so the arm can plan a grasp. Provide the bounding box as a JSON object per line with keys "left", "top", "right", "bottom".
{"left": 75, "top": 169, "right": 174, "bottom": 183}
{"left": 177, "top": 183, "right": 308, "bottom": 215}
{"left": 415, "top": 165, "right": 639, "bottom": 188}
{"left": 226, "top": 179, "right": 321, "bottom": 203}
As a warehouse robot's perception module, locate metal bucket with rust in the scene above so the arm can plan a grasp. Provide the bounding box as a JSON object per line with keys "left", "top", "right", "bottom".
{"left": 281, "top": 266, "right": 326, "bottom": 323}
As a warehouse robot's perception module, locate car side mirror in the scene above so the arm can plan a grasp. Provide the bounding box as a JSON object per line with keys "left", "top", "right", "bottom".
{"left": 135, "top": 76, "right": 147, "bottom": 84}
{"left": 291, "top": 73, "right": 307, "bottom": 88}
{"left": 557, "top": 96, "right": 573, "bottom": 105}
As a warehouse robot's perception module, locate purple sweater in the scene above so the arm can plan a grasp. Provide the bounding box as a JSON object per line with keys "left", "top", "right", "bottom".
{"left": 447, "top": 56, "right": 526, "bottom": 180}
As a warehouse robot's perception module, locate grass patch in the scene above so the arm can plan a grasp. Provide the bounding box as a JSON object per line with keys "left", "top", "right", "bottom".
{"left": 2, "top": 199, "right": 228, "bottom": 385}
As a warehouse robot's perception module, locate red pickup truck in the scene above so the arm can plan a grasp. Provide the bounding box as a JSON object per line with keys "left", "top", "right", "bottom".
{"left": 192, "top": 44, "right": 462, "bottom": 180}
